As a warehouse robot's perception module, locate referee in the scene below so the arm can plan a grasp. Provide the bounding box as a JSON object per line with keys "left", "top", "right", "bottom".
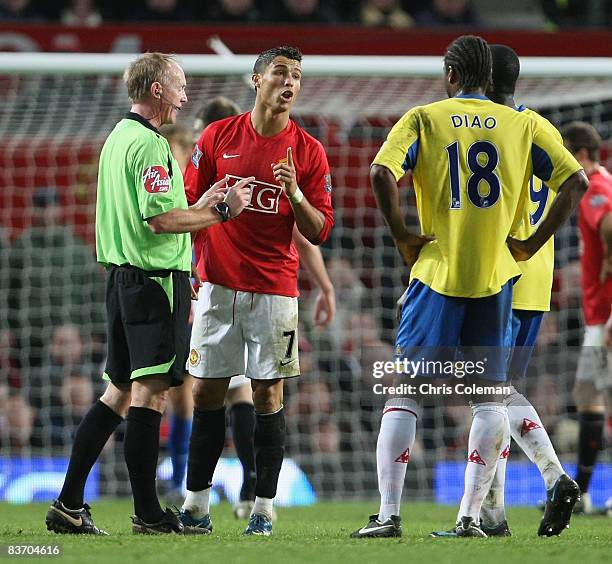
{"left": 45, "top": 53, "right": 253, "bottom": 535}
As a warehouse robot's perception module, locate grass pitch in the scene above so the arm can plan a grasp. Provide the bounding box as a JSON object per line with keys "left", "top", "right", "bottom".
{"left": 1, "top": 500, "right": 610, "bottom": 564}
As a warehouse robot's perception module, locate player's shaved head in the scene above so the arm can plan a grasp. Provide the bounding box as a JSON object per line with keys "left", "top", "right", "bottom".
{"left": 444, "top": 35, "right": 492, "bottom": 91}
{"left": 489, "top": 44, "right": 520, "bottom": 97}
{"left": 561, "top": 121, "right": 601, "bottom": 162}
{"left": 253, "top": 46, "right": 302, "bottom": 75}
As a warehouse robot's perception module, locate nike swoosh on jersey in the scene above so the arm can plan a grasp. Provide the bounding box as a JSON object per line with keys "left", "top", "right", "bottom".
{"left": 222, "top": 153, "right": 240, "bottom": 159}
{"left": 279, "top": 359, "right": 295, "bottom": 367}
{"left": 51, "top": 506, "right": 83, "bottom": 527}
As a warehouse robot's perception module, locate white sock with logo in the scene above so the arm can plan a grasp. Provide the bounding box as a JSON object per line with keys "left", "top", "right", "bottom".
{"left": 377, "top": 398, "right": 419, "bottom": 522}
{"left": 458, "top": 403, "right": 507, "bottom": 523}
{"left": 480, "top": 410, "right": 510, "bottom": 527}
{"left": 505, "top": 387, "right": 564, "bottom": 489}
{"left": 182, "top": 488, "right": 210, "bottom": 519}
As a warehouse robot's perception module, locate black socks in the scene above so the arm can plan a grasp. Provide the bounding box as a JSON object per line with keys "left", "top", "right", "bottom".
{"left": 124, "top": 406, "right": 164, "bottom": 523}
{"left": 575, "top": 412, "right": 604, "bottom": 493}
{"left": 230, "top": 402, "right": 257, "bottom": 501}
{"left": 254, "top": 408, "right": 286, "bottom": 499}
{"left": 58, "top": 400, "right": 123, "bottom": 509}
{"left": 186, "top": 407, "right": 226, "bottom": 492}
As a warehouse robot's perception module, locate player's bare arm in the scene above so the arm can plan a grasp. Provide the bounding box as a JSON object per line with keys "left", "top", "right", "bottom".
{"left": 599, "top": 212, "right": 612, "bottom": 281}
{"left": 273, "top": 147, "right": 326, "bottom": 243}
{"left": 293, "top": 225, "right": 336, "bottom": 327}
{"left": 605, "top": 305, "right": 612, "bottom": 347}
{"left": 507, "top": 170, "right": 588, "bottom": 261}
{"left": 370, "top": 163, "right": 433, "bottom": 269}
{"left": 148, "top": 176, "right": 254, "bottom": 234}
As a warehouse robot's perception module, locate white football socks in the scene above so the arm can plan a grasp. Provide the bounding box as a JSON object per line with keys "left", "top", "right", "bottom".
{"left": 182, "top": 487, "right": 210, "bottom": 518}
{"left": 480, "top": 410, "right": 510, "bottom": 527}
{"left": 252, "top": 496, "right": 274, "bottom": 520}
{"left": 377, "top": 398, "right": 419, "bottom": 522}
{"left": 505, "top": 386, "right": 564, "bottom": 489}
{"left": 458, "top": 403, "right": 507, "bottom": 523}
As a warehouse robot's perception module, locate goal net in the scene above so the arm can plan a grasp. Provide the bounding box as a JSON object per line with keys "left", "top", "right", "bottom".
{"left": 1, "top": 53, "right": 611, "bottom": 507}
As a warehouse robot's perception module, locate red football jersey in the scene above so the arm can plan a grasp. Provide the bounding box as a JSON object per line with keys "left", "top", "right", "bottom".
{"left": 579, "top": 166, "right": 612, "bottom": 325}
{"left": 185, "top": 112, "right": 334, "bottom": 297}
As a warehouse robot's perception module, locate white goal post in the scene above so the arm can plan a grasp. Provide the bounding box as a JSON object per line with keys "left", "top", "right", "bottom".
{"left": 2, "top": 52, "right": 612, "bottom": 77}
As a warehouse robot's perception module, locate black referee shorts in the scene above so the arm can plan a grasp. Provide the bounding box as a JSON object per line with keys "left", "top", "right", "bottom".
{"left": 103, "top": 265, "right": 190, "bottom": 387}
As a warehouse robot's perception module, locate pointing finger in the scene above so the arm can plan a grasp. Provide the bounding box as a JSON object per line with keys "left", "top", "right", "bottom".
{"left": 210, "top": 174, "right": 229, "bottom": 192}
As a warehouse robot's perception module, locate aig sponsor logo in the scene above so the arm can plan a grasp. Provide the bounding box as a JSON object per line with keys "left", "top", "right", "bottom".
{"left": 227, "top": 175, "right": 282, "bottom": 214}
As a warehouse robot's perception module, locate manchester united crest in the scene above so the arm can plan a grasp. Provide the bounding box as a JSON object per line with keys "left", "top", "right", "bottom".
{"left": 189, "top": 348, "right": 201, "bottom": 367}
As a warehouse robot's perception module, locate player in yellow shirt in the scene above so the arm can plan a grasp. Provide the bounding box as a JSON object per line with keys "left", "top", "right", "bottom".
{"left": 466, "top": 44, "right": 579, "bottom": 539}
{"left": 351, "top": 35, "right": 587, "bottom": 539}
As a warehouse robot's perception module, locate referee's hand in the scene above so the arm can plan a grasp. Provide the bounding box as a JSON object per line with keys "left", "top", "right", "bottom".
{"left": 193, "top": 176, "right": 228, "bottom": 209}
{"left": 225, "top": 176, "right": 255, "bottom": 218}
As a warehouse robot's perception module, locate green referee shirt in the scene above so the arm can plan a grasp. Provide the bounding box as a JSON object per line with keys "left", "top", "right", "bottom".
{"left": 95, "top": 112, "right": 191, "bottom": 274}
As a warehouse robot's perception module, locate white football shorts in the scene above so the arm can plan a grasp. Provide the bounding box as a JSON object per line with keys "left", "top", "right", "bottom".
{"left": 188, "top": 282, "right": 300, "bottom": 380}
{"left": 576, "top": 324, "right": 612, "bottom": 391}
{"left": 228, "top": 373, "right": 250, "bottom": 390}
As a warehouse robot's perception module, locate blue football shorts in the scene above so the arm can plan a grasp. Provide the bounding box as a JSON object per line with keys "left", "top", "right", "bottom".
{"left": 395, "top": 279, "right": 515, "bottom": 382}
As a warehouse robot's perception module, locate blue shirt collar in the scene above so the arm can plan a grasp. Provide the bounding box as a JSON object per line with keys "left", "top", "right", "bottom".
{"left": 455, "top": 92, "right": 490, "bottom": 101}
{"left": 515, "top": 104, "right": 527, "bottom": 112}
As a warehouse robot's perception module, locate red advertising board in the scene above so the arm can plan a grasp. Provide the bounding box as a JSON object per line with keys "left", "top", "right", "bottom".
{"left": 1, "top": 24, "right": 612, "bottom": 56}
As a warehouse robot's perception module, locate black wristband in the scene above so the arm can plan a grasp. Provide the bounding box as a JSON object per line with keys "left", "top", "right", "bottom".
{"left": 214, "top": 202, "right": 230, "bottom": 222}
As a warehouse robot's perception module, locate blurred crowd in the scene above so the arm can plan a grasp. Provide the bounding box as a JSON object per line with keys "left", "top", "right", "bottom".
{"left": 0, "top": 186, "right": 106, "bottom": 452}
{"left": 0, "top": 0, "right": 609, "bottom": 30}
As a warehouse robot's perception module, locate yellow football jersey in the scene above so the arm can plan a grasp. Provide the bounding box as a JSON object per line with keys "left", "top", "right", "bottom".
{"left": 373, "top": 93, "right": 582, "bottom": 298}
{"left": 511, "top": 107, "right": 561, "bottom": 312}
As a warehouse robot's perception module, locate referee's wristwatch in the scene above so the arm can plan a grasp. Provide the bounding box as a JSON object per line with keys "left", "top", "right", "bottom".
{"left": 213, "top": 202, "right": 230, "bottom": 222}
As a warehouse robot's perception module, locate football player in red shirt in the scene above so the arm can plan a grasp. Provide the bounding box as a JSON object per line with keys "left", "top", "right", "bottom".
{"left": 178, "top": 47, "right": 334, "bottom": 536}
{"left": 561, "top": 121, "right": 612, "bottom": 514}
{"left": 164, "top": 96, "right": 336, "bottom": 519}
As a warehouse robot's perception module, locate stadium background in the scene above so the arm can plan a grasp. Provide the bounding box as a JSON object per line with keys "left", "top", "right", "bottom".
{"left": 0, "top": 0, "right": 611, "bottom": 510}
